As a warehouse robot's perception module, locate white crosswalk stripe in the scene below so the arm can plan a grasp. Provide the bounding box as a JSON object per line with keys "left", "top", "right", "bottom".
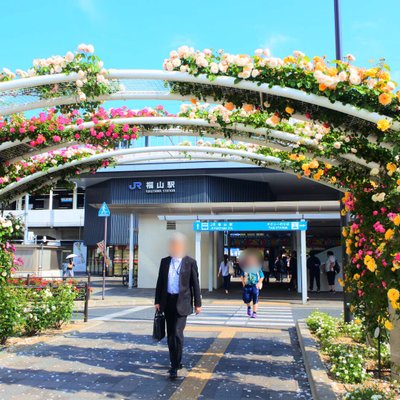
{"left": 187, "top": 305, "right": 294, "bottom": 328}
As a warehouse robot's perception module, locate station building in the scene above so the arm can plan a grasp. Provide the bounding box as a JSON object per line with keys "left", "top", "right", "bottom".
{"left": 7, "top": 159, "right": 343, "bottom": 293}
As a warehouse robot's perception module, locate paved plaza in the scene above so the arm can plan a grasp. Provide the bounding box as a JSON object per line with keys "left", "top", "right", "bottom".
{"left": 0, "top": 294, "right": 322, "bottom": 400}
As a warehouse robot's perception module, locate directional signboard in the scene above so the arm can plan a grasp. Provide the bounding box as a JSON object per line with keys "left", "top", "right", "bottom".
{"left": 193, "top": 220, "right": 307, "bottom": 232}
{"left": 98, "top": 202, "right": 111, "bottom": 217}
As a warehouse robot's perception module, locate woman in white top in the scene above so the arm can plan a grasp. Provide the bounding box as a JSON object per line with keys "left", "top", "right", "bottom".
{"left": 324, "top": 251, "right": 337, "bottom": 293}
{"left": 218, "top": 254, "right": 232, "bottom": 294}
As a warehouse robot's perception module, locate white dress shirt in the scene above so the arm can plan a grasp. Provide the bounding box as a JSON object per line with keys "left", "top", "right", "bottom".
{"left": 168, "top": 257, "right": 182, "bottom": 294}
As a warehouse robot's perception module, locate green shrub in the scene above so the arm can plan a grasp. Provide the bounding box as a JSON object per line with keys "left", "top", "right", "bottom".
{"left": 327, "top": 343, "right": 368, "bottom": 383}
{"left": 0, "top": 286, "right": 26, "bottom": 344}
{"left": 306, "top": 310, "right": 340, "bottom": 344}
{"left": 342, "top": 385, "right": 396, "bottom": 399}
{"left": 24, "top": 284, "right": 76, "bottom": 336}
{"left": 339, "top": 321, "right": 366, "bottom": 343}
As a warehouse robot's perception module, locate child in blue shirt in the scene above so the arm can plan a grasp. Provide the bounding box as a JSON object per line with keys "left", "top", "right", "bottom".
{"left": 240, "top": 251, "right": 264, "bottom": 318}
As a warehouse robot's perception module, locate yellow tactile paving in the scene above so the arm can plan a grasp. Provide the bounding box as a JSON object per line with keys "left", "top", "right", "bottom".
{"left": 171, "top": 324, "right": 284, "bottom": 399}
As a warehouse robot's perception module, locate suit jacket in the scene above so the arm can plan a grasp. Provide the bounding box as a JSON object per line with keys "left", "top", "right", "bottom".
{"left": 155, "top": 256, "right": 202, "bottom": 316}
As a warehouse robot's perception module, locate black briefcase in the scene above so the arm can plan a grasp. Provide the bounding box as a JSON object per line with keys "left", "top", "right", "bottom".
{"left": 153, "top": 311, "right": 166, "bottom": 341}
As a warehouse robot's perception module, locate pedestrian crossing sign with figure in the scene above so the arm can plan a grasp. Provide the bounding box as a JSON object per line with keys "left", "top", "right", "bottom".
{"left": 98, "top": 202, "right": 110, "bottom": 217}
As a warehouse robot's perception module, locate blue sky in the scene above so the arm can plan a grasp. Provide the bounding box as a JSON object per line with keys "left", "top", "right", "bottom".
{"left": 2, "top": 0, "right": 400, "bottom": 98}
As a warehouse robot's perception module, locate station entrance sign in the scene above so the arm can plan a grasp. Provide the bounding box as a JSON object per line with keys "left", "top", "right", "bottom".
{"left": 193, "top": 220, "right": 307, "bottom": 232}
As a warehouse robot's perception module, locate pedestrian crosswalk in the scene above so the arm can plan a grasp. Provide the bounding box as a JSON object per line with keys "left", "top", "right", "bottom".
{"left": 187, "top": 305, "right": 295, "bottom": 328}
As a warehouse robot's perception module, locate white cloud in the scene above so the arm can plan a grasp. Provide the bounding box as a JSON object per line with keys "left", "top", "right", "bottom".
{"left": 261, "top": 34, "right": 291, "bottom": 52}
{"left": 75, "top": 0, "right": 102, "bottom": 21}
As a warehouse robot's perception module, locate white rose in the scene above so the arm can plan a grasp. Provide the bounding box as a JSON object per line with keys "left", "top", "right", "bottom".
{"left": 333, "top": 142, "right": 341, "bottom": 149}
{"left": 254, "top": 49, "right": 263, "bottom": 56}
{"left": 263, "top": 48, "right": 271, "bottom": 57}
{"left": 210, "top": 62, "right": 219, "bottom": 74}
{"left": 370, "top": 168, "right": 379, "bottom": 176}
{"left": 172, "top": 58, "right": 181, "bottom": 67}
{"left": 76, "top": 80, "right": 84, "bottom": 88}
{"left": 65, "top": 52, "right": 74, "bottom": 62}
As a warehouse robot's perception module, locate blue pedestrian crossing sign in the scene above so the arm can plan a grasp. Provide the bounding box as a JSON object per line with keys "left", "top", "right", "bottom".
{"left": 98, "top": 202, "right": 110, "bottom": 217}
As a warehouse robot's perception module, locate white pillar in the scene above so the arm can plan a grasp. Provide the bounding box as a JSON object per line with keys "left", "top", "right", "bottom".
{"left": 72, "top": 184, "right": 78, "bottom": 209}
{"left": 128, "top": 213, "right": 134, "bottom": 289}
{"left": 208, "top": 231, "right": 214, "bottom": 292}
{"left": 300, "top": 229, "right": 308, "bottom": 304}
{"left": 48, "top": 189, "right": 53, "bottom": 210}
{"left": 23, "top": 194, "right": 29, "bottom": 244}
{"left": 195, "top": 231, "right": 202, "bottom": 287}
{"left": 296, "top": 232, "right": 302, "bottom": 293}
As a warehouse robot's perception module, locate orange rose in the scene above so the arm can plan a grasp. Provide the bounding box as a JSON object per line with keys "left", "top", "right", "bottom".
{"left": 190, "top": 98, "right": 198, "bottom": 105}
{"left": 379, "top": 93, "right": 392, "bottom": 106}
{"left": 242, "top": 104, "right": 254, "bottom": 112}
{"left": 378, "top": 71, "right": 390, "bottom": 81}
{"left": 224, "top": 102, "right": 235, "bottom": 111}
{"left": 319, "top": 83, "right": 327, "bottom": 91}
{"left": 270, "top": 114, "right": 280, "bottom": 124}
{"left": 326, "top": 67, "right": 338, "bottom": 77}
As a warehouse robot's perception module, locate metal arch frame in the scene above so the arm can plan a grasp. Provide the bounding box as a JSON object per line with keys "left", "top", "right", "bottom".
{"left": 2, "top": 116, "right": 378, "bottom": 169}
{"left": 0, "top": 145, "right": 345, "bottom": 199}
{"left": 0, "top": 69, "right": 397, "bottom": 130}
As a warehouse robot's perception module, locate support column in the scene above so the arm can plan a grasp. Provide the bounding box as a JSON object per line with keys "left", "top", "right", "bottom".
{"left": 48, "top": 189, "right": 54, "bottom": 228}
{"left": 128, "top": 213, "right": 134, "bottom": 289}
{"left": 72, "top": 184, "right": 78, "bottom": 210}
{"left": 300, "top": 228, "right": 308, "bottom": 304}
{"left": 195, "top": 231, "right": 201, "bottom": 287}
{"left": 296, "top": 232, "right": 302, "bottom": 293}
{"left": 208, "top": 231, "right": 214, "bottom": 292}
{"left": 23, "top": 194, "right": 29, "bottom": 244}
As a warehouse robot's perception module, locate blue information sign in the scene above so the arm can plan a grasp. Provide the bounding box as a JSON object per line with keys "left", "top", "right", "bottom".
{"left": 98, "top": 202, "right": 111, "bottom": 217}
{"left": 193, "top": 220, "right": 307, "bottom": 232}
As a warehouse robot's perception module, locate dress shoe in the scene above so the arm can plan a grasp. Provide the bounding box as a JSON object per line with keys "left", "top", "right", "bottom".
{"left": 169, "top": 368, "right": 178, "bottom": 380}
{"left": 168, "top": 364, "right": 182, "bottom": 373}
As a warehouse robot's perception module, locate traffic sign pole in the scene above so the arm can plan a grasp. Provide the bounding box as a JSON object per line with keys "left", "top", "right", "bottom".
{"left": 98, "top": 202, "right": 111, "bottom": 301}
{"left": 102, "top": 216, "right": 107, "bottom": 300}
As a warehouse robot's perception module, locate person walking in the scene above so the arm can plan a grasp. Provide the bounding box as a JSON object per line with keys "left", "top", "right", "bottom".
{"left": 324, "top": 250, "right": 338, "bottom": 293}
{"left": 65, "top": 259, "right": 74, "bottom": 277}
{"left": 262, "top": 255, "right": 270, "bottom": 285}
{"left": 218, "top": 254, "right": 232, "bottom": 294}
{"left": 154, "top": 233, "right": 202, "bottom": 380}
{"left": 288, "top": 251, "right": 297, "bottom": 291}
{"left": 240, "top": 250, "right": 264, "bottom": 319}
{"left": 307, "top": 251, "right": 321, "bottom": 292}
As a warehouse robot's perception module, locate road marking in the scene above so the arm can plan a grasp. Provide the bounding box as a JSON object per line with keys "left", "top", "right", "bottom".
{"left": 91, "top": 305, "right": 151, "bottom": 320}
{"left": 170, "top": 330, "right": 234, "bottom": 400}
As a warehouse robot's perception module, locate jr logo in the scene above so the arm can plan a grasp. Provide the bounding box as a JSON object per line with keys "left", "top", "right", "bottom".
{"left": 129, "top": 182, "right": 142, "bottom": 190}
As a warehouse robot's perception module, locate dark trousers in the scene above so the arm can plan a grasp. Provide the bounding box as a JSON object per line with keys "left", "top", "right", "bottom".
{"left": 165, "top": 294, "right": 187, "bottom": 369}
{"left": 222, "top": 275, "right": 231, "bottom": 291}
{"left": 290, "top": 273, "right": 297, "bottom": 290}
{"left": 327, "top": 271, "right": 336, "bottom": 286}
{"left": 309, "top": 269, "right": 320, "bottom": 290}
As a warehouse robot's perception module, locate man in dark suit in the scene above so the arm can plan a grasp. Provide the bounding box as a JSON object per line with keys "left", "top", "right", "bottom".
{"left": 155, "top": 232, "right": 202, "bottom": 380}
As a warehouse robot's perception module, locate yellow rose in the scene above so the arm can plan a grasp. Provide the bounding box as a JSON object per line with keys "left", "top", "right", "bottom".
{"left": 385, "top": 229, "right": 394, "bottom": 240}
{"left": 364, "top": 255, "right": 377, "bottom": 272}
{"left": 388, "top": 288, "right": 400, "bottom": 302}
{"left": 353, "top": 273, "right": 360, "bottom": 280}
{"left": 342, "top": 228, "right": 348, "bottom": 237}
{"left": 394, "top": 215, "right": 400, "bottom": 226}
{"left": 338, "top": 278, "right": 344, "bottom": 287}
{"left": 354, "top": 318, "right": 362, "bottom": 325}
{"left": 285, "top": 106, "right": 295, "bottom": 115}
{"left": 377, "top": 119, "right": 391, "bottom": 131}
{"left": 386, "top": 162, "right": 397, "bottom": 176}
{"left": 309, "top": 160, "right": 319, "bottom": 169}
{"left": 384, "top": 320, "right": 393, "bottom": 331}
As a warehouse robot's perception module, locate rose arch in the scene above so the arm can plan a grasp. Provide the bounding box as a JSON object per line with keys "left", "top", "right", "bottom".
{"left": 1, "top": 44, "right": 400, "bottom": 373}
